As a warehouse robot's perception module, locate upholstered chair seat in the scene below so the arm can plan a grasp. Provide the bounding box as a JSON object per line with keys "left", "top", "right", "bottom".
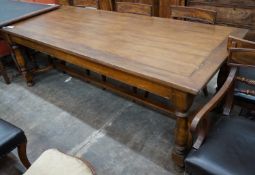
{"left": 0, "top": 119, "right": 31, "bottom": 168}
{"left": 0, "top": 119, "right": 26, "bottom": 155}
{"left": 185, "top": 36, "right": 255, "bottom": 175}
{"left": 185, "top": 117, "right": 255, "bottom": 175}
{"left": 24, "top": 149, "right": 96, "bottom": 175}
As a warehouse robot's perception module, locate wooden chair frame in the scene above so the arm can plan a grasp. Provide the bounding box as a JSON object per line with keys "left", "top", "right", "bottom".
{"left": 0, "top": 128, "right": 31, "bottom": 169}
{"left": 190, "top": 67, "right": 237, "bottom": 149}
{"left": 70, "top": 0, "right": 99, "bottom": 9}
{"left": 224, "top": 36, "right": 255, "bottom": 113}
{"left": 17, "top": 140, "right": 31, "bottom": 169}
{"left": 115, "top": 2, "right": 153, "bottom": 16}
{"left": 170, "top": 6, "right": 217, "bottom": 96}
{"left": 170, "top": 6, "right": 217, "bottom": 24}
{"left": 228, "top": 48, "right": 255, "bottom": 68}
{"left": 113, "top": 1, "right": 153, "bottom": 95}
{"left": 191, "top": 36, "right": 255, "bottom": 149}
{"left": 228, "top": 35, "right": 255, "bottom": 51}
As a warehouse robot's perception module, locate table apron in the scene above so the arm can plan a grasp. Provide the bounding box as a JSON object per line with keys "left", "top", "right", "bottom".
{"left": 8, "top": 34, "right": 181, "bottom": 99}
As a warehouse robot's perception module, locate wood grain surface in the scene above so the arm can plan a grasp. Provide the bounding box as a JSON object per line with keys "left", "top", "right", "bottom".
{"left": 2, "top": 6, "right": 247, "bottom": 94}
{"left": 187, "top": 0, "right": 255, "bottom": 29}
{"left": 170, "top": 6, "right": 217, "bottom": 24}
{"left": 115, "top": 2, "right": 153, "bottom": 16}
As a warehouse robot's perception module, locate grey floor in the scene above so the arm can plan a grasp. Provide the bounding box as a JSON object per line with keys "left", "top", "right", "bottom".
{"left": 0, "top": 66, "right": 217, "bottom": 175}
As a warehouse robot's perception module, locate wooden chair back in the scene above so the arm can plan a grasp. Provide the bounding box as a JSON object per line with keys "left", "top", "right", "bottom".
{"left": 227, "top": 36, "right": 255, "bottom": 106}
{"left": 228, "top": 48, "right": 255, "bottom": 68}
{"left": 170, "top": 6, "right": 217, "bottom": 24}
{"left": 71, "top": 0, "right": 99, "bottom": 9}
{"left": 115, "top": 2, "right": 153, "bottom": 16}
{"left": 228, "top": 36, "right": 255, "bottom": 50}
{"left": 228, "top": 36, "right": 255, "bottom": 68}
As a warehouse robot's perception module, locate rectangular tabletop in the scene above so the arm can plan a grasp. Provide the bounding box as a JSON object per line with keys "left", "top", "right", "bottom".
{"left": 0, "top": 0, "right": 59, "bottom": 28}
{"left": 2, "top": 6, "right": 248, "bottom": 94}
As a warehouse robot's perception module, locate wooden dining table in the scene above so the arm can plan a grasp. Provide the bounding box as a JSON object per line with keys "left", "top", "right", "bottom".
{"left": 1, "top": 6, "right": 248, "bottom": 168}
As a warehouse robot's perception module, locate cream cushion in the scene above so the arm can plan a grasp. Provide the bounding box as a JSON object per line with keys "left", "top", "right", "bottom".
{"left": 24, "top": 149, "right": 94, "bottom": 175}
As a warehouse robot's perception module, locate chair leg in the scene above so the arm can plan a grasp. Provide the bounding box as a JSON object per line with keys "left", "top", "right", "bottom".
{"left": 86, "top": 69, "right": 90, "bottom": 76}
{"left": 26, "top": 49, "right": 39, "bottom": 71}
{"left": 132, "top": 87, "right": 137, "bottom": 94}
{"left": 60, "top": 60, "right": 66, "bottom": 74}
{"left": 101, "top": 75, "right": 106, "bottom": 82}
{"left": 0, "top": 59, "right": 10, "bottom": 84}
{"left": 11, "top": 53, "right": 21, "bottom": 73}
{"left": 203, "top": 86, "right": 208, "bottom": 97}
{"left": 101, "top": 75, "right": 107, "bottom": 90}
{"left": 144, "top": 91, "right": 149, "bottom": 98}
{"left": 48, "top": 55, "right": 53, "bottom": 65}
{"left": 17, "top": 142, "right": 31, "bottom": 169}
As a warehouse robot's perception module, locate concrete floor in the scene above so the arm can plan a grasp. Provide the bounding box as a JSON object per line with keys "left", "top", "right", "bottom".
{"left": 0, "top": 65, "right": 217, "bottom": 175}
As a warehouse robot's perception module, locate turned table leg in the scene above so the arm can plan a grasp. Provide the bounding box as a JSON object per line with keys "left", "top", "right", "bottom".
{"left": 171, "top": 91, "right": 194, "bottom": 170}
{"left": 172, "top": 113, "right": 190, "bottom": 170}
{"left": 12, "top": 45, "right": 34, "bottom": 86}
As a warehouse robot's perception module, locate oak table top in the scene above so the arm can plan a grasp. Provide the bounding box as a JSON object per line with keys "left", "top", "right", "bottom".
{"left": 2, "top": 6, "right": 248, "bottom": 94}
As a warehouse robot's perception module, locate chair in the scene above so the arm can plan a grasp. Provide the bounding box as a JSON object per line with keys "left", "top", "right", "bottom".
{"left": 23, "top": 149, "right": 96, "bottom": 175}
{"left": 170, "top": 6, "right": 217, "bottom": 96}
{"left": 0, "top": 40, "right": 11, "bottom": 84}
{"left": 71, "top": 0, "right": 99, "bottom": 9}
{"left": 0, "top": 118, "right": 96, "bottom": 174}
{"left": 115, "top": 2, "right": 153, "bottom": 16}
{"left": 170, "top": 6, "right": 217, "bottom": 24}
{"left": 224, "top": 36, "right": 255, "bottom": 114}
{"left": 115, "top": 2, "right": 152, "bottom": 95}
{"left": 185, "top": 36, "right": 255, "bottom": 175}
{"left": 0, "top": 119, "right": 31, "bottom": 169}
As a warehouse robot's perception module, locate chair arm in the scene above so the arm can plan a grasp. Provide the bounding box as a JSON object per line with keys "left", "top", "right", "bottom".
{"left": 190, "top": 67, "right": 237, "bottom": 149}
